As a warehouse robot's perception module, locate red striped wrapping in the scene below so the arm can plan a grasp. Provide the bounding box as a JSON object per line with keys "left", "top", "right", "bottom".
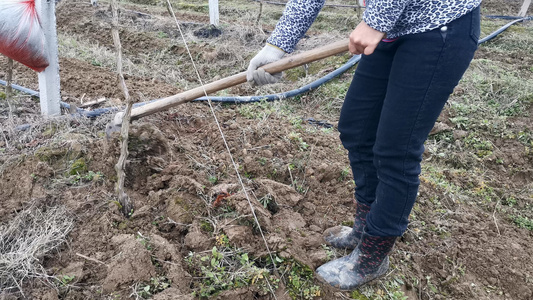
{"left": 0, "top": 0, "right": 49, "bottom": 72}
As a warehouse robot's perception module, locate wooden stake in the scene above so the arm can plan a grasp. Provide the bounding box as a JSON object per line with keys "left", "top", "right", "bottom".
{"left": 255, "top": 1, "right": 263, "bottom": 25}
{"left": 36, "top": 0, "right": 61, "bottom": 117}
{"left": 5, "top": 58, "right": 14, "bottom": 118}
{"left": 209, "top": 0, "right": 219, "bottom": 26}
{"left": 111, "top": 0, "right": 134, "bottom": 217}
{"left": 518, "top": 0, "right": 531, "bottom": 17}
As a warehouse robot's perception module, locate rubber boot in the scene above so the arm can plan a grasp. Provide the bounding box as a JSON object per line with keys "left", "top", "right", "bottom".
{"left": 316, "top": 231, "right": 397, "bottom": 291}
{"left": 323, "top": 202, "right": 370, "bottom": 250}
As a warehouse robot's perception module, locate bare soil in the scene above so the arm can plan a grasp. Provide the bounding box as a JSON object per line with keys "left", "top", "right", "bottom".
{"left": 1, "top": 0, "right": 532, "bottom": 299}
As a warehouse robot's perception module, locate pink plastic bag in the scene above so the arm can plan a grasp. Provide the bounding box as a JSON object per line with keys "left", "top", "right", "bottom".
{"left": 0, "top": 0, "right": 49, "bottom": 72}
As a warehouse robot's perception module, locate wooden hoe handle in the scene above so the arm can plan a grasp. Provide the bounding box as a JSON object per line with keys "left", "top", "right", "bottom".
{"left": 130, "top": 39, "right": 349, "bottom": 120}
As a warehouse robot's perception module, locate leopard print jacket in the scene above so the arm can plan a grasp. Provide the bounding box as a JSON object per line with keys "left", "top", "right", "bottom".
{"left": 267, "top": 0, "right": 482, "bottom": 53}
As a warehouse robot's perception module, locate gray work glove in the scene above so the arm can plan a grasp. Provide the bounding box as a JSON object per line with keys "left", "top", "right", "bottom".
{"left": 246, "top": 44, "right": 285, "bottom": 86}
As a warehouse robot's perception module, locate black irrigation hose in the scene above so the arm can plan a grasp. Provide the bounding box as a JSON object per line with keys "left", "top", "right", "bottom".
{"left": 485, "top": 15, "right": 532, "bottom": 20}
{"left": 1, "top": 15, "right": 531, "bottom": 120}
{"left": 0, "top": 80, "right": 39, "bottom": 97}
{"left": 478, "top": 16, "right": 532, "bottom": 44}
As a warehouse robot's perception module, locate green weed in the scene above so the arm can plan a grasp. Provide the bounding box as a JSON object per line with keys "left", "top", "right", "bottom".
{"left": 463, "top": 133, "right": 494, "bottom": 158}
{"left": 258, "top": 194, "right": 272, "bottom": 209}
{"left": 502, "top": 196, "right": 517, "bottom": 207}
{"left": 200, "top": 220, "right": 214, "bottom": 233}
{"left": 471, "top": 182, "right": 497, "bottom": 203}
{"left": 186, "top": 246, "right": 277, "bottom": 298}
{"left": 339, "top": 166, "right": 351, "bottom": 181}
{"left": 258, "top": 157, "right": 267, "bottom": 166}
{"left": 156, "top": 31, "right": 168, "bottom": 39}
{"left": 69, "top": 170, "right": 104, "bottom": 185}
{"left": 134, "top": 276, "right": 171, "bottom": 299}
{"left": 136, "top": 232, "right": 152, "bottom": 250}
{"left": 512, "top": 215, "right": 533, "bottom": 231}
{"left": 281, "top": 259, "right": 321, "bottom": 299}
{"left": 208, "top": 175, "right": 218, "bottom": 184}
{"left": 58, "top": 274, "right": 75, "bottom": 286}
{"left": 287, "top": 132, "right": 309, "bottom": 151}
{"left": 321, "top": 244, "right": 334, "bottom": 261}
{"left": 354, "top": 276, "right": 409, "bottom": 300}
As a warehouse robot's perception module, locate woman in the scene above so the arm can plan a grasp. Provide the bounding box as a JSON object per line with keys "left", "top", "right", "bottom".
{"left": 247, "top": 0, "right": 481, "bottom": 290}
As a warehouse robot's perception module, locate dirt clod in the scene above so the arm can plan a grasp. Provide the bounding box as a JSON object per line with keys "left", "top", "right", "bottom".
{"left": 103, "top": 234, "right": 156, "bottom": 292}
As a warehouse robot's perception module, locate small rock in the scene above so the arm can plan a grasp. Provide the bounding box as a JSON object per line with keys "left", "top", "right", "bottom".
{"left": 309, "top": 225, "right": 322, "bottom": 232}
{"left": 152, "top": 288, "right": 193, "bottom": 300}
{"left": 223, "top": 226, "right": 252, "bottom": 246}
{"left": 184, "top": 230, "right": 212, "bottom": 251}
{"left": 257, "top": 179, "right": 303, "bottom": 207}
{"left": 487, "top": 277, "right": 498, "bottom": 285}
{"left": 34, "top": 289, "right": 58, "bottom": 300}
{"left": 304, "top": 232, "right": 324, "bottom": 248}
{"left": 60, "top": 261, "right": 85, "bottom": 283}
{"left": 308, "top": 250, "right": 328, "bottom": 268}
{"left": 103, "top": 235, "right": 156, "bottom": 292}
{"left": 215, "top": 288, "right": 254, "bottom": 300}
{"left": 34, "top": 161, "right": 53, "bottom": 177}
{"left": 131, "top": 205, "right": 151, "bottom": 219}
{"left": 279, "top": 251, "right": 291, "bottom": 258}
{"left": 301, "top": 201, "right": 316, "bottom": 213}
{"left": 263, "top": 150, "right": 273, "bottom": 158}
{"left": 517, "top": 285, "right": 532, "bottom": 299}
{"left": 453, "top": 130, "right": 468, "bottom": 140}
{"left": 430, "top": 122, "right": 451, "bottom": 135}
{"left": 273, "top": 209, "right": 306, "bottom": 230}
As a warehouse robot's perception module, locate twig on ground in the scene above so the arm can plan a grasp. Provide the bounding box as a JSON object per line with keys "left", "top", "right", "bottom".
{"left": 79, "top": 98, "right": 107, "bottom": 108}
{"left": 288, "top": 165, "right": 295, "bottom": 187}
{"left": 166, "top": 217, "right": 193, "bottom": 227}
{"left": 75, "top": 253, "right": 106, "bottom": 265}
{"left": 493, "top": 200, "right": 501, "bottom": 236}
{"left": 129, "top": 282, "right": 144, "bottom": 300}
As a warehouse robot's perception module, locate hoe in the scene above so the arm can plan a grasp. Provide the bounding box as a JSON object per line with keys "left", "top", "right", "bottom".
{"left": 106, "top": 39, "right": 349, "bottom": 136}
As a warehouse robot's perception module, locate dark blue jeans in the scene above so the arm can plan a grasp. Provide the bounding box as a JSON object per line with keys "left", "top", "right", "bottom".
{"left": 338, "top": 7, "right": 480, "bottom": 237}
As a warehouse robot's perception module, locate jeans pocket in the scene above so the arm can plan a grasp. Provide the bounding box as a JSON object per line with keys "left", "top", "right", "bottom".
{"left": 470, "top": 6, "right": 481, "bottom": 44}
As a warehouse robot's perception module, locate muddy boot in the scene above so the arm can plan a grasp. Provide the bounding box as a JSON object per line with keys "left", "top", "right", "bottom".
{"left": 323, "top": 202, "right": 370, "bottom": 250}
{"left": 316, "top": 232, "right": 396, "bottom": 291}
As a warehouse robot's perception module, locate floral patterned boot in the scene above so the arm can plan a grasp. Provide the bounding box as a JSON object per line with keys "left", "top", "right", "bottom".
{"left": 316, "top": 231, "right": 396, "bottom": 291}
{"left": 323, "top": 202, "right": 370, "bottom": 250}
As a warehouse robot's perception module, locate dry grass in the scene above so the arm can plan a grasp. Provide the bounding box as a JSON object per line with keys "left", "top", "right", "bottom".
{"left": 0, "top": 93, "right": 111, "bottom": 161}
{"left": 0, "top": 204, "right": 74, "bottom": 295}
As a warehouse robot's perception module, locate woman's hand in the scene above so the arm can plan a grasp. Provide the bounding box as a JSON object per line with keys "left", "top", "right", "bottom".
{"left": 246, "top": 44, "right": 286, "bottom": 86}
{"left": 349, "top": 21, "right": 386, "bottom": 55}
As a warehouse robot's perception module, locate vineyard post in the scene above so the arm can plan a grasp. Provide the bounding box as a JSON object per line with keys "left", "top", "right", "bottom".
{"left": 209, "top": 0, "right": 219, "bottom": 26}
{"left": 36, "top": 0, "right": 61, "bottom": 117}
{"left": 518, "top": 0, "right": 531, "bottom": 17}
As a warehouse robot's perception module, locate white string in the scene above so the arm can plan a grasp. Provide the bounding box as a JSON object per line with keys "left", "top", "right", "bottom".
{"left": 164, "top": 1, "right": 279, "bottom": 297}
